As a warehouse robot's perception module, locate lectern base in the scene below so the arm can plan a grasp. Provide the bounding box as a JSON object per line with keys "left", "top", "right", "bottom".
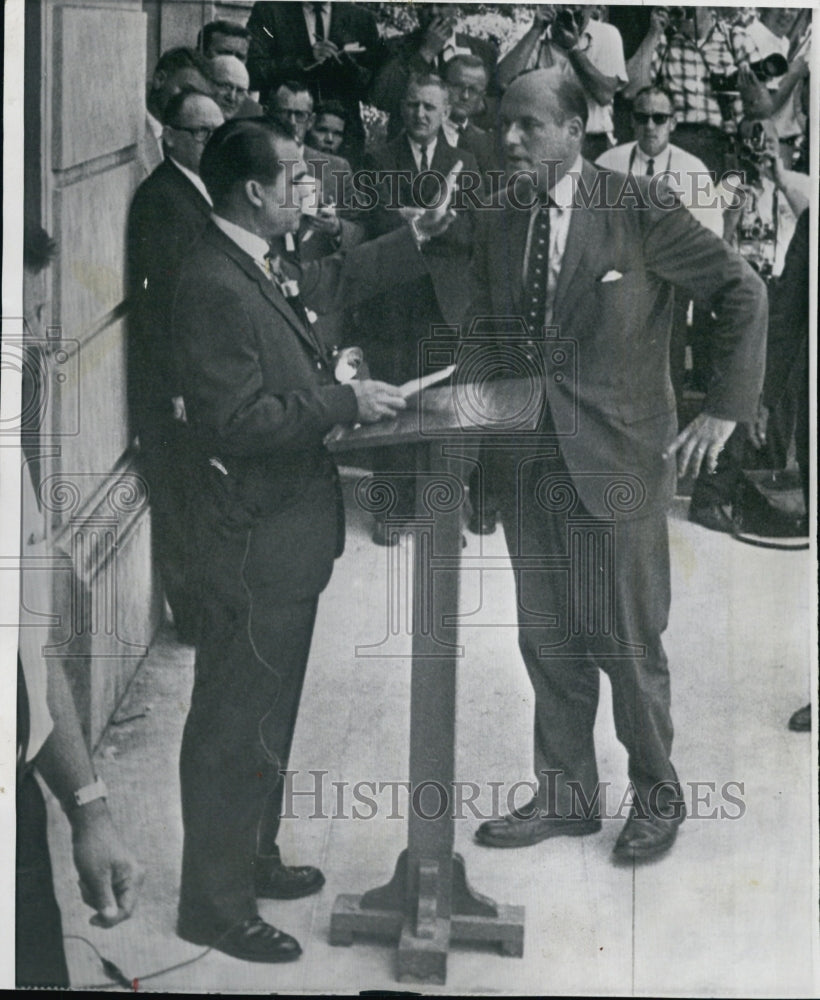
{"left": 329, "top": 851, "right": 525, "bottom": 983}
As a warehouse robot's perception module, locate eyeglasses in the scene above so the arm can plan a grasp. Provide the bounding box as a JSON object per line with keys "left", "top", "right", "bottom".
{"left": 449, "top": 84, "right": 485, "bottom": 98}
{"left": 632, "top": 112, "right": 673, "bottom": 125}
{"left": 170, "top": 125, "right": 216, "bottom": 142}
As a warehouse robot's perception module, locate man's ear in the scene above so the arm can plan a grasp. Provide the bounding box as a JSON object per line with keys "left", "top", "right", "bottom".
{"left": 245, "top": 178, "right": 265, "bottom": 207}
{"left": 567, "top": 115, "right": 585, "bottom": 143}
{"left": 669, "top": 114, "right": 677, "bottom": 136}
{"left": 161, "top": 125, "right": 175, "bottom": 150}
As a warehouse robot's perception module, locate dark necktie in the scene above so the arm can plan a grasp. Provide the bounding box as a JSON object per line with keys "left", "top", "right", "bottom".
{"left": 313, "top": 3, "right": 325, "bottom": 40}
{"left": 646, "top": 157, "right": 655, "bottom": 177}
{"left": 419, "top": 143, "right": 429, "bottom": 172}
{"left": 523, "top": 201, "right": 551, "bottom": 335}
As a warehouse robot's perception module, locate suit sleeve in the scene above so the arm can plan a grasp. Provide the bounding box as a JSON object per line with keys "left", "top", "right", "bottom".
{"left": 640, "top": 201, "right": 768, "bottom": 423}
{"left": 294, "top": 225, "right": 429, "bottom": 315}
{"left": 173, "top": 274, "right": 357, "bottom": 457}
{"left": 246, "top": 3, "right": 285, "bottom": 95}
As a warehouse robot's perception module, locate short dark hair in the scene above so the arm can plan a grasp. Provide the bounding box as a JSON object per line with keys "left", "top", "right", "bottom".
{"left": 152, "top": 46, "right": 211, "bottom": 81}
{"left": 270, "top": 79, "right": 314, "bottom": 106}
{"left": 24, "top": 223, "right": 57, "bottom": 273}
{"left": 444, "top": 54, "right": 488, "bottom": 81}
{"left": 199, "top": 117, "right": 295, "bottom": 209}
{"left": 631, "top": 84, "right": 675, "bottom": 113}
{"left": 314, "top": 100, "right": 348, "bottom": 125}
{"left": 198, "top": 19, "right": 250, "bottom": 53}
{"left": 161, "top": 87, "right": 212, "bottom": 127}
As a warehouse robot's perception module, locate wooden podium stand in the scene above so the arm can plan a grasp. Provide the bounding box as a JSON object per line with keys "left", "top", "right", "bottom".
{"left": 326, "top": 379, "right": 538, "bottom": 983}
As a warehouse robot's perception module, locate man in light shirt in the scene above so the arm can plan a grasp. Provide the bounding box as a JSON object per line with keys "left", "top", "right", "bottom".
{"left": 497, "top": 4, "right": 627, "bottom": 161}
{"left": 597, "top": 85, "right": 725, "bottom": 237}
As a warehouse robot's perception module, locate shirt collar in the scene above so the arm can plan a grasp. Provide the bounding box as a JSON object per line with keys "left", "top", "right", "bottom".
{"left": 441, "top": 118, "right": 464, "bottom": 147}
{"left": 211, "top": 213, "right": 270, "bottom": 264}
{"left": 146, "top": 110, "right": 163, "bottom": 142}
{"left": 408, "top": 134, "right": 438, "bottom": 158}
{"left": 304, "top": 1, "right": 329, "bottom": 12}
{"left": 168, "top": 157, "right": 212, "bottom": 205}
{"left": 551, "top": 154, "right": 584, "bottom": 210}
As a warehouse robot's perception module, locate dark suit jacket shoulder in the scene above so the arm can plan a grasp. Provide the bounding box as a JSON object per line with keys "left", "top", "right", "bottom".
{"left": 127, "top": 159, "right": 212, "bottom": 410}
{"left": 247, "top": 0, "right": 380, "bottom": 103}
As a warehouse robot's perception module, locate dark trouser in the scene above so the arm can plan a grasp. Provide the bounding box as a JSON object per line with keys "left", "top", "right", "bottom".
{"left": 691, "top": 423, "right": 749, "bottom": 509}
{"left": 178, "top": 588, "right": 318, "bottom": 930}
{"left": 371, "top": 445, "right": 418, "bottom": 522}
{"left": 499, "top": 462, "right": 678, "bottom": 816}
{"left": 16, "top": 769, "right": 70, "bottom": 988}
{"left": 137, "top": 416, "right": 199, "bottom": 639}
{"left": 582, "top": 133, "right": 612, "bottom": 162}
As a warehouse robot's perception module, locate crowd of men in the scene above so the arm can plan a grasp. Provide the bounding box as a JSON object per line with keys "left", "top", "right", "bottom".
{"left": 19, "top": 2, "right": 812, "bottom": 984}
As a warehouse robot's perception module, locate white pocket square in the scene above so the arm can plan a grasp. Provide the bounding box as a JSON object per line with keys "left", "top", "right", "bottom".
{"left": 600, "top": 270, "right": 623, "bottom": 283}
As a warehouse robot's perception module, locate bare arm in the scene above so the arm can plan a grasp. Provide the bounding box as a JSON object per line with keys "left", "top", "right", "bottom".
{"left": 497, "top": 22, "right": 544, "bottom": 89}
{"left": 35, "top": 663, "right": 143, "bottom": 926}
{"left": 566, "top": 47, "right": 621, "bottom": 106}
{"left": 623, "top": 12, "right": 667, "bottom": 100}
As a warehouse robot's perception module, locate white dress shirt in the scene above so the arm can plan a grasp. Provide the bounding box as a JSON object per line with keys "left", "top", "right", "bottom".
{"left": 596, "top": 141, "right": 724, "bottom": 237}
{"left": 303, "top": 2, "right": 331, "bottom": 45}
{"left": 442, "top": 117, "right": 469, "bottom": 148}
{"left": 523, "top": 155, "right": 582, "bottom": 325}
{"left": 168, "top": 157, "right": 212, "bottom": 206}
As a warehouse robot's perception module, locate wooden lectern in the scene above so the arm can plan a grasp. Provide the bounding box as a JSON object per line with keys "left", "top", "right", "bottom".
{"left": 327, "top": 379, "right": 539, "bottom": 983}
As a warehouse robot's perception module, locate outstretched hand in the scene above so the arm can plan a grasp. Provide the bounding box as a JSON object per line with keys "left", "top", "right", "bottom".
{"left": 663, "top": 413, "right": 736, "bottom": 479}
{"left": 408, "top": 160, "right": 464, "bottom": 239}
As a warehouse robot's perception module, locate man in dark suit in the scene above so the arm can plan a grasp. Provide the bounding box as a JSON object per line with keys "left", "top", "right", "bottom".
{"left": 372, "top": 3, "right": 498, "bottom": 140}
{"left": 468, "top": 70, "right": 767, "bottom": 863}
{"left": 245, "top": 0, "right": 380, "bottom": 161}
{"left": 442, "top": 54, "right": 502, "bottom": 190}
{"left": 171, "top": 117, "right": 457, "bottom": 962}
{"left": 126, "top": 90, "right": 224, "bottom": 642}
{"left": 358, "top": 72, "right": 479, "bottom": 544}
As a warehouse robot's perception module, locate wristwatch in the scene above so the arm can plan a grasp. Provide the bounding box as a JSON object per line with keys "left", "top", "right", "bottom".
{"left": 72, "top": 776, "right": 108, "bottom": 808}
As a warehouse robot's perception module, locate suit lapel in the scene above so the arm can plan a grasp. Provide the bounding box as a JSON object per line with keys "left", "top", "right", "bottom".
{"left": 204, "top": 223, "right": 319, "bottom": 355}
{"left": 552, "top": 160, "right": 598, "bottom": 319}
{"left": 284, "top": 5, "right": 314, "bottom": 60}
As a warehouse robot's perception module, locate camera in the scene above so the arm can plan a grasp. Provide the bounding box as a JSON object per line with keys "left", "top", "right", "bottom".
{"left": 710, "top": 54, "right": 789, "bottom": 94}
{"left": 549, "top": 6, "right": 587, "bottom": 46}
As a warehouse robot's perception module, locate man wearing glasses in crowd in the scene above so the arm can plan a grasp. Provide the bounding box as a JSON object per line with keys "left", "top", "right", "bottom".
{"left": 126, "top": 89, "right": 224, "bottom": 644}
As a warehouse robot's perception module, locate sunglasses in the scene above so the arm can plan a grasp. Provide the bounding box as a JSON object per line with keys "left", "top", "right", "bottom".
{"left": 632, "top": 112, "right": 673, "bottom": 125}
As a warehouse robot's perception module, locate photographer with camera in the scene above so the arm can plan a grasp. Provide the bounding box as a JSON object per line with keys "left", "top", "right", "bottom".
{"left": 743, "top": 8, "right": 810, "bottom": 166}
{"left": 496, "top": 4, "right": 627, "bottom": 161}
{"left": 623, "top": 6, "right": 761, "bottom": 176}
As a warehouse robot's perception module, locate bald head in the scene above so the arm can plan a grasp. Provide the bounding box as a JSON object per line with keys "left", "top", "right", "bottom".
{"left": 209, "top": 54, "right": 250, "bottom": 118}
{"left": 500, "top": 69, "right": 587, "bottom": 194}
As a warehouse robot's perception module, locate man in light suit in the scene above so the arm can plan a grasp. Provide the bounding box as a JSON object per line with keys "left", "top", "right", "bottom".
{"left": 469, "top": 69, "right": 767, "bottom": 863}
{"left": 171, "top": 117, "right": 457, "bottom": 962}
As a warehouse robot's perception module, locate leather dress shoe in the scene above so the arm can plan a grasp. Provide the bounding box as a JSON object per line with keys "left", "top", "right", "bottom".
{"left": 688, "top": 501, "right": 735, "bottom": 534}
{"left": 372, "top": 519, "right": 399, "bottom": 546}
{"left": 612, "top": 807, "right": 683, "bottom": 864}
{"left": 255, "top": 862, "right": 325, "bottom": 900}
{"left": 177, "top": 915, "right": 302, "bottom": 963}
{"left": 475, "top": 800, "right": 601, "bottom": 848}
{"left": 788, "top": 703, "right": 811, "bottom": 732}
{"left": 468, "top": 508, "right": 497, "bottom": 535}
